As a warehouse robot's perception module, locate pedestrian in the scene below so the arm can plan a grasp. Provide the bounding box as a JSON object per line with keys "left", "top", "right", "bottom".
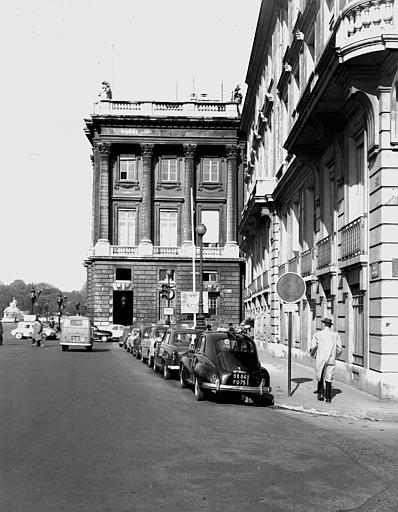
{"left": 32, "top": 316, "right": 43, "bottom": 348}
{"left": 309, "top": 317, "right": 342, "bottom": 403}
{"left": 0, "top": 320, "right": 3, "bottom": 345}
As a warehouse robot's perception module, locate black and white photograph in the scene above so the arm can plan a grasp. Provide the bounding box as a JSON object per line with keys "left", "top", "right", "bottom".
{"left": 1, "top": 1, "right": 398, "bottom": 510}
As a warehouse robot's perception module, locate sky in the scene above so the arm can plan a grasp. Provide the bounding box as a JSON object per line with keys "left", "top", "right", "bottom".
{"left": 0, "top": 0, "right": 261, "bottom": 292}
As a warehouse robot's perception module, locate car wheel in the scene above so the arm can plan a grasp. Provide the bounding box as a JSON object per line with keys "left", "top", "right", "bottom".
{"left": 179, "top": 367, "right": 187, "bottom": 388}
{"left": 86, "top": 345, "right": 93, "bottom": 351}
{"left": 42, "top": 333, "right": 48, "bottom": 341}
{"left": 163, "top": 362, "right": 171, "bottom": 380}
{"left": 101, "top": 335, "right": 108, "bottom": 342}
{"left": 147, "top": 355, "right": 153, "bottom": 367}
{"left": 135, "top": 350, "right": 141, "bottom": 360}
{"left": 61, "top": 345, "right": 69, "bottom": 351}
{"left": 153, "top": 358, "right": 159, "bottom": 373}
{"left": 15, "top": 332, "right": 23, "bottom": 339}
{"left": 194, "top": 375, "right": 205, "bottom": 401}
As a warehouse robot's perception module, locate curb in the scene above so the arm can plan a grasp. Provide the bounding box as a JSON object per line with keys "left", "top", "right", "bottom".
{"left": 272, "top": 402, "right": 378, "bottom": 422}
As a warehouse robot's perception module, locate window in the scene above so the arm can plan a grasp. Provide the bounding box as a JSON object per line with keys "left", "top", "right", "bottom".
{"left": 118, "top": 209, "right": 136, "bottom": 246}
{"left": 160, "top": 210, "right": 177, "bottom": 246}
{"left": 119, "top": 157, "right": 137, "bottom": 181}
{"left": 203, "top": 158, "right": 220, "bottom": 182}
{"left": 159, "top": 269, "right": 175, "bottom": 282}
{"left": 161, "top": 158, "right": 178, "bottom": 182}
{"left": 203, "top": 271, "right": 218, "bottom": 283}
{"left": 201, "top": 210, "right": 219, "bottom": 247}
{"left": 116, "top": 268, "right": 131, "bottom": 281}
{"left": 207, "top": 294, "right": 218, "bottom": 316}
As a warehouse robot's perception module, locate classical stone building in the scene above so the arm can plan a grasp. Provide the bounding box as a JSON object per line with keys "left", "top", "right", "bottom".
{"left": 84, "top": 96, "right": 245, "bottom": 329}
{"left": 239, "top": 0, "right": 398, "bottom": 398}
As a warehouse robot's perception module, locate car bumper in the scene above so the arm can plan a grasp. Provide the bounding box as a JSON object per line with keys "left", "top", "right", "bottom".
{"left": 201, "top": 382, "right": 272, "bottom": 395}
{"left": 60, "top": 342, "right": 92, "bottom": 347}
{"left": 167, "top": 365, "right": 180, "bottom": 371}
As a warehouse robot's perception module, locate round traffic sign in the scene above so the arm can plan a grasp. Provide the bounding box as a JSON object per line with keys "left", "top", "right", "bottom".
{"left": 276, "top": 272, "right": 306, "bottom": 303}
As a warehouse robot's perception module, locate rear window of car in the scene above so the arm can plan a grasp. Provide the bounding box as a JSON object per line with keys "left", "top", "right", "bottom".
{"left": 69, "top": 319, "right": 88, "bottom": 327}
{"left": 172, "top": 332, "right": 198, "bottom": 344}
{"left": 215, "top": 337, "right": 255, "bottom": 353}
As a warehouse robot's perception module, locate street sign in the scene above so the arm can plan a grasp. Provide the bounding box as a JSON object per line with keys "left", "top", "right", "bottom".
{"left": 181, "top": 291, "right": 209, "bottom": 314}
{"left": 163, "top": 307, "right": 174, "bottom": 316}
{"left": 276, "top": 272, "right": 305, "bottom": 303}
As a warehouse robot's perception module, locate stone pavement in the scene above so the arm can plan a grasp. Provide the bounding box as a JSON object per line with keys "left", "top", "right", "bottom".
{"left": 258, "top": 350, "right": 398, "bottom": 423}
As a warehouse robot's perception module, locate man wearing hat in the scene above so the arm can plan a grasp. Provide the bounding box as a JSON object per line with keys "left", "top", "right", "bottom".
{"left": 309, "top": 317, "right": 342, "bottom": 403}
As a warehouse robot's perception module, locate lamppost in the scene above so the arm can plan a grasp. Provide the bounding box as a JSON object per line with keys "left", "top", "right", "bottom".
{"left": 57, "top": 293, "right": 67, "bottom": 331}
{"left": 30, "top": 288, "right": 42, "bottom": 316}
{"left": 30, "top": 288, "right": 36, "bottom": 315}
{"left": 45, "top": 302, "right": 49, "bottom": 322}
{"left": 75, "top": 302, "right": 80, "bottom": 315}
{"left": 83, "top": 303, "right": 87, "bottom": 316}
{"left": 195, "top": 223, "right": 207, "bottom": 329}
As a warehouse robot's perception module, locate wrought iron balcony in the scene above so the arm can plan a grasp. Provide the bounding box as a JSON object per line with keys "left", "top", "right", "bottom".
{"left": 316, "top": 234, "right": 335, "bottom": 270}
{"left": 300, "top": 248, "right": 314, "bottom": 277}
{"left": 341, "top": 215, "right": 367, "bottom": 260}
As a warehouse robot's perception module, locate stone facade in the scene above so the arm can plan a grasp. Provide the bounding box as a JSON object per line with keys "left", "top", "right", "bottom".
{"left": 84, "top": 99, "right": 245, "bottom": 328}
{"left": 240, "top": 0, "right": 398, "bottom": 398}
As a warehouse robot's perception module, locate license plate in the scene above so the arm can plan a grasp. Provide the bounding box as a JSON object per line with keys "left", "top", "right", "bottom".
{"left": 71, "top": 336, "right": 80, "bottom": 342}
{"left": 232, "top": 372, "right": 248, "bottom": 386}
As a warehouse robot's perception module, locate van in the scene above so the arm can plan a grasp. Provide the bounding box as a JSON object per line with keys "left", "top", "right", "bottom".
{"left": 60, "top": 315, "right": 93, "bottom": 351}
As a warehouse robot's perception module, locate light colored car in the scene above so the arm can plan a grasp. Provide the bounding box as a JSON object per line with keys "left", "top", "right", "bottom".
{"left": 11, "top": 322, "right": 57, "bottom": 340}
{"left": 140, "top": 325, "right": 168, "bottom": 367}
{"left": 104, "top": 324, "right": 125, "bottom": 340}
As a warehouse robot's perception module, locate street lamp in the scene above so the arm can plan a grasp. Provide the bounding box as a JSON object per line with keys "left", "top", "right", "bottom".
{"left": 195, "top": 223, "right": 207, "bottom": 329}
{"left": 30, "top": 288, "right": 36, "bottom": 315}
{"left": 57, "top": 293, "right": 67, "bottom": 331}
{"left": 83, "top": 303, "right": 87, "bottom": 316}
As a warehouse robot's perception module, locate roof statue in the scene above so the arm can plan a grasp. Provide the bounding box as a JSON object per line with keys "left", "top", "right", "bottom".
{"left": 99, "top": 81, "right": 112, "bottom": 100}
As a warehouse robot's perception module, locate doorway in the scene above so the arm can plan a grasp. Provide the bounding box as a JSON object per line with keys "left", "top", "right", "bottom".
{"left": 113, "top": 291, "right": 134, "bottom": 325}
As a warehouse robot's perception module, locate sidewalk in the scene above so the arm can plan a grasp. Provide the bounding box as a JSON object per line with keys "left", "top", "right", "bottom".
{"left": 258, "top": 351, "right": 398, "bottom": 422}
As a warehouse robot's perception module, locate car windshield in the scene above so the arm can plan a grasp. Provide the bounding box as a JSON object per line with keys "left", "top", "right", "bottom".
{"left": 215, "top": 337, "right": 255, "bottom": 353}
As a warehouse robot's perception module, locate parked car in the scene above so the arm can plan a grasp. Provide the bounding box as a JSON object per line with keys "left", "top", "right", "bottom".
{"left": 119, "top": 325, "right": 133, "bottom": 348}
{"left": 104, "top": 323, "right": 125, "bottom": 341}
{"left": 179, "top": 330, "right": 272, "bottom": 403}
{"left": 127, "top": 328, "right": 142, "bottom": 357}
{"left": 60, "top": 315, "right": 93, "bottom": 351}
{"left": 153, "top": 327, "right": 202, "bottom": 379}
{"left": 11, "top": 322, "right": 57, "bottom": 340}
{"left": 140, "top": 324, "right": 168, "bottom": 366}
{"left": 92, "top": 325, "right": 113, "bottom": 342}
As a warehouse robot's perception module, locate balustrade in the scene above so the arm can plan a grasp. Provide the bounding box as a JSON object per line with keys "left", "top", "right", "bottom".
{"left": 111, "top": 246, "right": 138, "bottom": 256}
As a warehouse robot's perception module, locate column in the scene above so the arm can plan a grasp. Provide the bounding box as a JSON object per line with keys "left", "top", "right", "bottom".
{"left": 182, "top": 144, "right": 196, "bottom": 247}
{"left": 139, "top": 143, "right": 154, "bottom": 254}
{"left": 98, "top": 142, "right": 111, "bottom": 241}
{"left": 225, "top": 145, "right": 240, "bottom": 255}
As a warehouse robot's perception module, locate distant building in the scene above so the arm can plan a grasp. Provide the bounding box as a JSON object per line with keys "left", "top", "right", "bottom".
{"left": 240, "top": 0, "right": 398, "bottom": 398}
{"left": 84, "top": 94, "right": 245, "bottom": 328}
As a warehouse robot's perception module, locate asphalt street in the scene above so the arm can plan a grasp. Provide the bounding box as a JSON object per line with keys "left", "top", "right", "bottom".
{"left": 1, "top": 325, "right": 398, "bottom": 512}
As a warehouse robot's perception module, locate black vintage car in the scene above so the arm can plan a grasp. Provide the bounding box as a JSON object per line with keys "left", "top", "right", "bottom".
{"left": 180, "top": 330, "right": 271, "bottom": 403}
{"left": 153, "top": 327, "right": 202, "bottom": 379}
{"left": 92, "top": 325, "right": 113, "bottom": 343}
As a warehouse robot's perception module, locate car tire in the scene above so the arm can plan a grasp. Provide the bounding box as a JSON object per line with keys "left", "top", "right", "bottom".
{"left": 153, "top": 358, "right": 159, "bottom": 373}
{"left": 179, "top": 367, "right": 187, "bottom": 388}
{"left": 15, "top": 332, "right": 23, "bottom": 339}
{"left": 86, "top": 345, "right": 93, "bottom": 351}
{"left": 135, "top": 350, "right": 141, "bottom": 360}
{"left": 194, "top": 375, "right": 205, "bottom": 401}
{"left": 147, "top": 355, "right": 153, "bottom": 367}
{"left": 163, "top": 362, "right": 171, "bottom": 380}
{"left": 101, "top": 335, "right": 108, "bottom": 342}
{"left": 42, "top": 333, "right": 48, "bottom": 341}
{"left": 61, "top": 345, "right": 68, "bottom": 351}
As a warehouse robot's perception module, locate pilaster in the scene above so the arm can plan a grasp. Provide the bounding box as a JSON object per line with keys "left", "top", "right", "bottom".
{"left": 182, "top": 144, "right": 196, "bottom": 246}
{"left": 98, "top": 143, "right": 111, "bottom": 241}
{"left": 226, "top": 145, "right": 240, "bottom": 247}
{"left": 139, "top": 144, "right": 154, "bottom": 248}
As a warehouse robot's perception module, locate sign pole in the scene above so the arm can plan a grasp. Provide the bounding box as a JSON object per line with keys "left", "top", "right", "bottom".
{"left": 288, "top": 310, "right": 292, "bottom": 397}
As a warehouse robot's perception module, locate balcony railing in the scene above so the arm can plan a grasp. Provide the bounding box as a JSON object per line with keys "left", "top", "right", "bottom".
{"left": 317, "top": 234, "right": 334, "bottom": 269}
{"left": 103, "top": 244, "right": 236, "bottom": 258}
{"left": 336, "top": 0, "right": 397, "bottom": 62}
{"left": 93, "top": 99, "right": 239, "bottom": 118}
{"left": 278, "top": 263, "right": 286, "bottom": 276}
{"left": 288, "top": 256, "right": 298, "bottom": 273}
{"left": 341, "top": 215, "right": 367, "bottom": 260}
{"left": 300, "top": 249, "right": 314, "bottom": 277}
